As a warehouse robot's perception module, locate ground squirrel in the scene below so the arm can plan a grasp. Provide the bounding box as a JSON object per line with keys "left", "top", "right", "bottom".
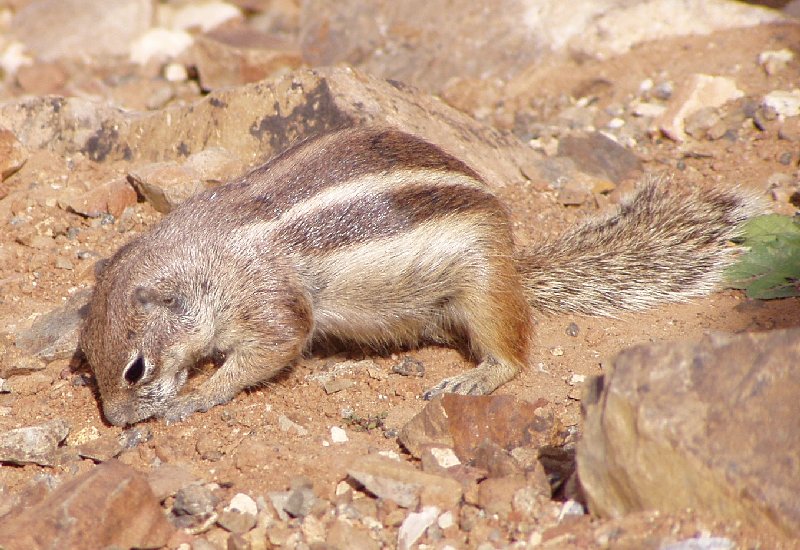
{"left": 80, "top": 126, "right": 760, "bottom": 425}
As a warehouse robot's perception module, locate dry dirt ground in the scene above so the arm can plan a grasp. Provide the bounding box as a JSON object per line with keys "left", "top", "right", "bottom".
{"left": 1, "top": 18, "right": 800, "bottom": 550}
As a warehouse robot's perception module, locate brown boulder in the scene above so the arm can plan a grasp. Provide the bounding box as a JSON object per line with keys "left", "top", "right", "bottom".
{"left": 0, "top": 460, "right": 174, "bottom": 549}
{"left": 578, "top": 328, "right": 800, "bottom": 538}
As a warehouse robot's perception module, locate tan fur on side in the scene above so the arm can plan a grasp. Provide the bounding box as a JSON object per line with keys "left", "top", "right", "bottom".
{"left": 79, "top": 127, "right": 760, "bottom": 425}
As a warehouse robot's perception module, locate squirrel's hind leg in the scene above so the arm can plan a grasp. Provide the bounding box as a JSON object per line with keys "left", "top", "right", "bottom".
{"left": 422, "top": 257, "right": 532, "bottom": 399}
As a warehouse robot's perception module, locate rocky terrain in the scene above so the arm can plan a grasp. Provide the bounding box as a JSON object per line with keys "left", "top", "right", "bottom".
{"left": 0, "top": 1, "right": 799, "bottom": 549}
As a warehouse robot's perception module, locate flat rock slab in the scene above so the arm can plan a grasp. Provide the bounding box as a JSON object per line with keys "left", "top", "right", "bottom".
{"left": 578, "top": 328, "right": 800, "bottom": 538}
{"left": 15, "top": 289, "right": 92, "bottom": 362}
{"left": 399, "top": 394, "right": 554, "bottom": 462}
{"left": 0, "top": 460, "right": 174, "bottom": 549}
{"left": 0, "top": 67, "right": 552, "bottom": 198}
{"left": 0, "top": 419, "right": 69, "bottom": 466}
{"left": 347, "top": 454, "right": 462, "bottom": 510}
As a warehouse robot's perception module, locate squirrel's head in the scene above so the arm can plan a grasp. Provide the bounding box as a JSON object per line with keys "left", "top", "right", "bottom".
{"left": 80, "top": 241, "right": 203, "bottom": 426}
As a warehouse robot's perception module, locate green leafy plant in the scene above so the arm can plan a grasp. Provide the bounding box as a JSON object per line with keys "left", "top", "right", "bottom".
{"left": 726, "top": 214, "right": 800, "bottom": 299}
{"left": 342, "top": 410, "right": 388, "bottom": 432}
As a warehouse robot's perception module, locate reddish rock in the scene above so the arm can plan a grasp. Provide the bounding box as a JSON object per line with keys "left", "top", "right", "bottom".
{"left": 477, "top": 475, "right": 528, "bottom": 519}
{"left": 62, "top": 177, "right": 138, "bottom": 218}
{"left": 473, "top": 440, "right": 523, "bottom": 479}
{"left": 0, "top": 460, "right": 174, "bottom": 549}
{"left": 557, "top": 132, "right": 642, "bottom": 184}
{"left": 146, "top": 463, "right": 200, "bottom": 502}
{"left": 579, "top": 328, "right": 800, "bottom": 538}
{"left": 192, "top": 31, "right": 302, "bottom": 91}
{"left": 75, "top": 433, "right": 125, "bottom": 462}
{"left": 16, "top": 62, "right": 68, "bottom": 96}
{"left": 399, "top": 394, "right": 555, "bottom": 462}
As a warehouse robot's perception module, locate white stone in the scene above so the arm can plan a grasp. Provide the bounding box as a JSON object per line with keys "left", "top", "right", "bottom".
{"left": 161, "top": 0, "right": 241, "bottom": 32}
{"left": 607, "top": 117, "right": 625, "bottom": 129}
{"left": 398, "top": 506, "right": 439, "bottom": 550}
{"left": 164, "top": 62, "right": 188, "bottom": 82}
{"left": 0, "top": 41, "right": 31, "bottom": 76}
{"left": 561, "top": 0, "right": 782, "bottom": 59}
{"left": 227, "top": 493, "right": 258, "bottom": 516}
{"left": 330, "top": 426, "right": 348, "bottom": 443}
{"left": 335, "top": 481, "right": 351, "bottom": 496}
{"left": 763, "top": 90, "right": 800, "bottom": 118}
{"left": 70, "top": 425, "right": 100, "bottom": 445}
{"left": 437, "top": 510, "right": 455, "bottom": 529}
{"left": 569, "top": 373, "right": 586, "bottom": 386}
{"left": 430, "top": 447, "right": 461, "bottom": 468}
{"left": 631, "top": 101, "right": 667, "bottom": 118}
{"left": 758, "top": 49, "right": 794, "bottom": 75}
{"left": 130, "top": 28, "right": 193, "bottom": 66}
{"left": 377, "top": 450, "right": 402, "bottom": 460}
{"left": 557, "top": 499, "right": 585, "bottom": 521}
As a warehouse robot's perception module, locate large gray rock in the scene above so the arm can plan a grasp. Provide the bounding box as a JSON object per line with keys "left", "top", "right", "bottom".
{"left": 578, "top": 328, "right": 800, "bottom": 538}
{"left": 299, "top": 0, "right": 781, "bottom": 92}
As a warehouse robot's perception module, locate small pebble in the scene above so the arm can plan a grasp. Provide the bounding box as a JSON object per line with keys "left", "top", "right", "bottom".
{"left": 164, "top": 62, "right": 188, "bottom": 82}
{"left": 437, "top": 510, "right": 455, "bottom": 529}
{"left": 323, "top": 378, "right": 356, "bottom": 394}
{"left": 557, "top": 499, "right": 585, "bottom": 521}
{"left": 278, "top": 414, "right": 309, "bottom": 436}
{"left": 565, "top": 322, "right": 580, "bottom": 337}
{"left": 652, "top": 81, "right": 673, "bottom": 100}
{"left": 569, "top": 373, "right": 586, "bottom": 386}
{"left": 173, "top": 484, "right": 218, "bottom": 517}
{"left": 392, "top": 356, "right": 426, "bottom": 377}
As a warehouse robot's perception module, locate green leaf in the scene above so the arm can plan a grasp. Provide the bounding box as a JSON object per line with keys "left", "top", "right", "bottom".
{"left": 725, "top": 214, "right": 800, "bottom": 299}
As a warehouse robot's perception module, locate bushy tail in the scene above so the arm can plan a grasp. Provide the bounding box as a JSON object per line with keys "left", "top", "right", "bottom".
{"left": 517, "top": 177, "right": 762, "bottom": 316}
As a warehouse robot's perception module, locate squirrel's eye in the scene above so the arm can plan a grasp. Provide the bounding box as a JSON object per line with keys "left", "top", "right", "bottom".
{"left": 124, "top": 355, "right": 146, "bottom": 385}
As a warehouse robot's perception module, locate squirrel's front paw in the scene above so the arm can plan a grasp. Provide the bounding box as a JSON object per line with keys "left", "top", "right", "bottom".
{"left": 161, "top": 393, "right": 231, "bottom": 424}
{"left": 162, "top": 396, "right": 206, "bottom": 424}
